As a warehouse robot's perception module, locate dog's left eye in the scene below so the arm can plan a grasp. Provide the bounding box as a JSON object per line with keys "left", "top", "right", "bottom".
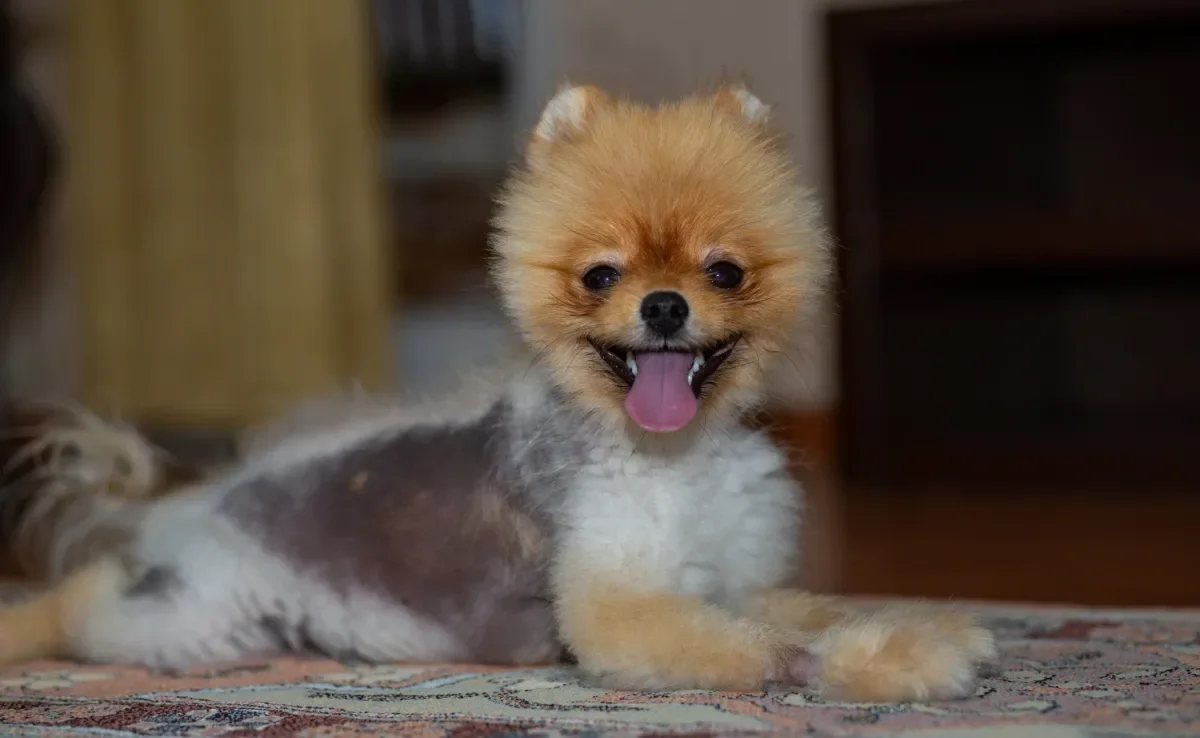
{"left": 706, "top": 261, "right": 744, "bottom": 290}
{"left": 582, "top": 265, "right": 621, "bottom": 291}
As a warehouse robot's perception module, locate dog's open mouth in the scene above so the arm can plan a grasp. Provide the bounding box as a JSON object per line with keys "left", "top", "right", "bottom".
{"left": 588, "top": 336, "right": 741, "bottom": 433}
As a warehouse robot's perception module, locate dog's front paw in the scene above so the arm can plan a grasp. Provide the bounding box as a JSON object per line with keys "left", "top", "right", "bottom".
{"left": 813, "top": 608, "right": 996, "bottom": 702}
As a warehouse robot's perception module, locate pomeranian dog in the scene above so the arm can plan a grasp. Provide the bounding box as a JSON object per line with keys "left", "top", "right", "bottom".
{"left": 0, "top": 85, "right": 994, "bottom": 700}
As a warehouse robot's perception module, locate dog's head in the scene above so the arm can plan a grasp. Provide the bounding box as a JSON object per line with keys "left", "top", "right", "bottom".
{"left": 491, "top": 85, "right": 829, "bottom": 433}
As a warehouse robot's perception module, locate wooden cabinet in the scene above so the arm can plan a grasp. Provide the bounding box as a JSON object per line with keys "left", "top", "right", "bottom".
{"left": 829, "top": 0, "right": 1200, "bottom": 489}
{"left": 828, "top": 0, "right": 1200, "bottom": 606}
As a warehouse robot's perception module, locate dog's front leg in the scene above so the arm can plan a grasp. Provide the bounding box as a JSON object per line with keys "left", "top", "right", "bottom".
{"left": 554, "top": 574, "right": 802, "bottom": 691}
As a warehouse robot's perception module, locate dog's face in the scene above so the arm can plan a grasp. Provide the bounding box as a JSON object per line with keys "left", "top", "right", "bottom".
{"left": 492, "top": 85, "right": 829, "bottom": 433}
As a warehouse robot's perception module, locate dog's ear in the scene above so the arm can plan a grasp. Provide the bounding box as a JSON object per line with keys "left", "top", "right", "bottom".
{"left": 712, "top": 84, "right": 771, "bottom": 126}
{"left": 526, "top": 84, "right": 610, "bottom": 165}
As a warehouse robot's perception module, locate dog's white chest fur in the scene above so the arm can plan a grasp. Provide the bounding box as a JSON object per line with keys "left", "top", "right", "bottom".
{"left": 561, "top": 428, "right": 801, "bottom": 606}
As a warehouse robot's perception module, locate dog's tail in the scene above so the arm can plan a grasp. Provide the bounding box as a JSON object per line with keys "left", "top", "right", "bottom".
{"left": 0, "top": 400, "right": 206, "bottom": 582}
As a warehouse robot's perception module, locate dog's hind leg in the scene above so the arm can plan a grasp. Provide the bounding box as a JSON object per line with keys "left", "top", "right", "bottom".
{"left": 0, "top": 549, "right": 285, "bottom": 668}
{"left": 0, "top": 557, "right": 123, "bottom": 663}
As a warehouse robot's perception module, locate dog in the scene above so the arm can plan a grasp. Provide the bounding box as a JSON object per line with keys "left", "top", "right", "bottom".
{"left": 0, "top": 85, "right": 995, "bottom": 700}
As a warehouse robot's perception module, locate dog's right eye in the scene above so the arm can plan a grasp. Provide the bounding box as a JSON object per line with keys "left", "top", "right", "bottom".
{"left": 582, "top": 265, "right": 621, "bottom": 291}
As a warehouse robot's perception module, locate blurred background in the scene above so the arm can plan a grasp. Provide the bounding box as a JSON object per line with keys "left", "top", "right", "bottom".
{"left": 3, "top": 0, "right": 1198, "bottom": 606}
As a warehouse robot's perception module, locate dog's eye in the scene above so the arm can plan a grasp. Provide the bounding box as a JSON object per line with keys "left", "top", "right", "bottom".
{"left": 706, "top": 261, "right": 744, "bottom": 290}
{"left": 582, "top": 265, "right": 621, "bottom": 291}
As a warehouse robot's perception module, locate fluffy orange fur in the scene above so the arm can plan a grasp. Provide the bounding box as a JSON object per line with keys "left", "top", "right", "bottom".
{"left": 558, "top": 582, "right": 794, "bottom": 692}
{"left": 492, "top": 85, "right": 829, "bottom": 428}
{"left": 0, "top": 559, "right": 123, "bottom": 664}
{"left": 553, "top": 577, "right": 995, "bottom": 696}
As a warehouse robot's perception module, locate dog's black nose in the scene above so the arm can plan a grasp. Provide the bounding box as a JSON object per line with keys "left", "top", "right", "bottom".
{"left": 640, "top": 291, "right": 689, "bottom": 337}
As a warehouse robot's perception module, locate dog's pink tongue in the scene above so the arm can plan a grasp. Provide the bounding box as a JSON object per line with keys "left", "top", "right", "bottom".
{"left": 624, "top": 352, "right": 698, "bottom": 432}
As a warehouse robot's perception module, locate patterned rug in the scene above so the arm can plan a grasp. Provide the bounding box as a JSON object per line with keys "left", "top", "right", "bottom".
{"left": 0, "top": 601, "right": 1197, "bottom": 737}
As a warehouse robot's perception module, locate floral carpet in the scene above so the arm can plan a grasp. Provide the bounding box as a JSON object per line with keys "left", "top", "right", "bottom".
{"left": 0, "top": 601, "right": 1197, "bottom": 737}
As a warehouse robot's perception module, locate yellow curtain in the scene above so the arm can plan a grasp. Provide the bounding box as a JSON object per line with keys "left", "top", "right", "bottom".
{"left": 67, "top": 0, "right": 392, "bottom": 429}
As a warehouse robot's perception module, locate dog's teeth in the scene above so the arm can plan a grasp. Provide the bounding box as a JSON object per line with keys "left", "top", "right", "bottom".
{"left": 691, "top": 355, "right": 704, "bottom": 373}
{"left": 626, "top": 355, "right": 638, "bottom": 377}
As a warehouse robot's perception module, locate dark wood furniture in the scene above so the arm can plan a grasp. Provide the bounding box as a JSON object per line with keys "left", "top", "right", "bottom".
{"left": 373, "top": 0, "right": 506, "bottom": 118}
{"left": 829, "top": 0, "right": 1200, "bottom": 489}
{"left": 0, "top": 0, "right": 55, "bottom": 323}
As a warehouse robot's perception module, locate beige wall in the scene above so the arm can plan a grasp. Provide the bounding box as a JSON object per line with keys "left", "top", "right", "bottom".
{"left": 6, "top": 1, "right": 392, "bottom": 426}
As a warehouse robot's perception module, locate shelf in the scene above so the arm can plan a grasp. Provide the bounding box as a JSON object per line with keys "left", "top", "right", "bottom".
{"left": 879, "top": 434, "right": 1200, "bottom": 487}
{"left": 877, "top": 212, "right": 1200, "bottom": 272}
{"left": 832, "top": 0, "right": 1200, "bottom": 495}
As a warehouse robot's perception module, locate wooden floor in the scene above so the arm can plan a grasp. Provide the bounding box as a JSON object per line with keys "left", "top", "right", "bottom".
{"left": 839, "top": 485, "right": 1200, "bottom": 607}
{"left": 770, "top": 410, "right": 1200, "bottom": 608}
